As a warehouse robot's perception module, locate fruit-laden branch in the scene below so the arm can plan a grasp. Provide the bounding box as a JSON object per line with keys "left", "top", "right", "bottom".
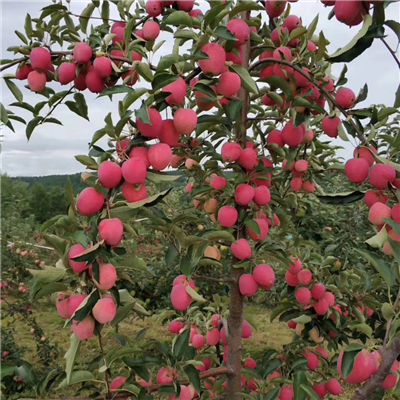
{"left": 68, "top": 13, "right": 150, "bottom": 28}
{"left": 249, "top": 57, "right": 367, "bottom": 145}
{"left": 352, "top": 334, "right": 400, "bottom": 400}
{"left": 193, "top": 274, "right": 235, "bottom": 284}
{"left": 148, "top": 366, "right": 233, "bottom": 393}
{"left": 18, "top": 367, "right": 233, "bottom": 400}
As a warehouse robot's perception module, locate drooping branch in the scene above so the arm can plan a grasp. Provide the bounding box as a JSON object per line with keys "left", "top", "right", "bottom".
{"left": 193, "top": 274, "right": 235, "bottom": 284}
{"left": 352, "top": 334, "right": 400, "bottom": 400}
{"left": 19, "top": 366, "right": 233, "bottom": 400}
{"left": 249, "top": 57, "right": 367, "bottom": 144}
{"left": 380, "top": 37, "right": 400, "bottom": 69}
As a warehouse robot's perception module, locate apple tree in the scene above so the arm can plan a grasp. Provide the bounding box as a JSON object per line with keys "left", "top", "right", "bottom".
{"left": 1, "top": 0, "right": 400, "bottom": 399}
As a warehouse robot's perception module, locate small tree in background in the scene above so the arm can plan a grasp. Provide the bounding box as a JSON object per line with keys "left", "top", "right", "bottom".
{"left": 1, "top": 1, "right": 400, "bottom": 399}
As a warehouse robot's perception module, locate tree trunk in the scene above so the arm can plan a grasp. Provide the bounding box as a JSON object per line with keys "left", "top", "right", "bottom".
{"left": 352, "top": 335, "right": 400, "bottom": 400}
{"left": 226, "top": 10, "right": 251, "bottom": 400}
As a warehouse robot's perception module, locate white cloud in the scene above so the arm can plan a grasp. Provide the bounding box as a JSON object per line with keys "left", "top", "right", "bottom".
{"left": 1, "top": 1, "right": 399, "bottom": 176}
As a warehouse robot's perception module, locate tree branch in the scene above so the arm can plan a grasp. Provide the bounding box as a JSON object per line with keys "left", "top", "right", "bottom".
{"left": 0, "top": 57, "right": 29, "bottom": 72}
{"left": 18, "top": 367, "right": 233, "bottom": 400}
{"left": 193, "top": 274, "right": 235, "bottom": 284}
{"left": 380, "top": 37, "right": 400, "bottom": 69}
{"left": 249, "top": 57, "right": 366, "bottom": 144}
{"left": 184, "top": 66, "right": 201, "bottom": 83}
{"left": 352, "top": 334, "right": 400, "bottom": 400}
{"left": 148, "top": 366, "right": 233, "bottom": 393}
{"left": 39, "top": 86, "right": 74, "bottom": 125}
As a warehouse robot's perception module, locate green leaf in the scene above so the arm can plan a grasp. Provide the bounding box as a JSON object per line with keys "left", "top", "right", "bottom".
{"left": 317, "top": 191, "right": 364, "bottom": 205}
{"left": 186, "top": 286, "right": 207, "bottom": 303}
{"left": 74, "top": 93, "right": 89, "bottom": 120}
{"left": 204, "top": 231, "right": 236, "bottom": 243}
{"left": 15, "top": 30, "right": 28, "bottom": 44}
{"left": 316, "top": 30, "right": 328, "bottom": 61}
{"left": 0, "top": 102, "right": 8, "bottom": 125}
{"left": 146, "top": 171, "right": 182, "bottom": 184}
{"left": 329, "top": 14, "right": 372, "bottom": 59}
{"left": 69, "top": 289, "right": 100, "bottom": 323}
{"left": 124, "top": 17, "right": 136, "bottom": 46}
{"left": 230, "top": 64, "right": 258, "bottom": 94}
{"left": 293, "top": 371, "right": 308, "bottom": 400}
{"left": 1, "top": 364, "right": 17, "bottom": 380}
{"left": 292, "top": 315, "right": 312, "bottom": 325}
{"left": 354, "top": 323, "right": 372, "bottom": 337}
{"left": 204, "top": 2, "right": 229, "bottom": 28}
{"left": 58, "top": 370, "right": 95, "bottom": 389}
{"left": 214, "top": 26, "right": 237, "bottom": 41}
{"left": 341, "top": 348, "right": 362, "bottom": 379}
{"left": 229, "top": 1, "right": 264, "bottom": 18}
{"left": 365, "top": 228, "right": 387, "bottom": 248}
{"left": 173, "top": 329, "right": 190, "bottom": 359}
{"left": 382, "top": 302, "right": 395, "bottom": 321}
{"left": 5, "top": 78, "right": 23, "bottom": 103}
{"left": 43, "top": 233, "right": 67, "bottom": 255}
{"left": 385, "top": 20, "right": 400, "bottom": 42}
{"left": 245, "top": 219, "right": 261, "bottom": 236}
{"left": 225, "top": 98, "right": 243, "bottom": 121}
{"left": 79, "top": 3, "right": 96, "bottom": 33}
{"left": 16, "top": 361, "right": 37, "bottom": 388}
{"left": 337, "top": 122, "right": 349, "bottom": 142}
{"left": 394, "top": 83, "right": 400, "bottom": 108}
{"left": 118, "top": 256, "right": 147, "bottom": 272}
{"left": 26, "top": 117, "right": 43, "bottom": 140}
{"left": 64, "top": 334, "right": 81, "bottom": 385}
{"left": 25, "top": 13, "right": 33, "bottom": 38}
{"left": 165, "top": 10, "right": 192, "bottom": 27}
{"left": 184, "top": 365, "right": 201, "bottom": 394}
{"left": 123, "top": 88, "right": 147, "bottom": 110}
{"left": 290, "top": 26, "right": 307, "bottom": 41}
{"left": 300, "top": 385, "right": 319, "bottom": 400}
{"left": 152, "top": 73, "right": 179, "bottom": 91}
{"left": 75, "top": 155, "right": 98, "bottom": 170}
{"left": 135, "top": 62, "right": 153, "bottom": 82}
{"left": 33, "top": 282, "right": 68, "bottom": 301}
{"left": 101, "top": 0, "right": 110, "bottom": 23}
{"left": 125, "top": 188, "right": 172, "bottom": 209}
{"left": 354, "top": 248, "right": 395, "bottom": 288}
{"left": 259, "top": 76, "right": 292, "bottom": 96}
{"left": 306, "top": 14, "right": 319, "bottom": 39}
{"left": 28, "top": 267, "right": 66, "bottom": 283}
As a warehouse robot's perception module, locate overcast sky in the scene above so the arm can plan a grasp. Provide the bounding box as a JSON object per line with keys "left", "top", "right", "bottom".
{"left": 1, "top": 0, "right": 399, "bottom": 177}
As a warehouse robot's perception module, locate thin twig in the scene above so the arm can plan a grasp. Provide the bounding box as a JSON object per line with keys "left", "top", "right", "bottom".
{"left": 249, "top": 57, "right": 366, "bottom": 144}
{"left": 69, "top": 12, "right": 123, "bottom": 23}
{"left": 380, "top": 37, "right": 400, "bottom": 69}
{"left": 39, "top": 86, "right": 74, "bottom": 125}
{"left": 0, "top": 57, "right": 29, "bottom": 72}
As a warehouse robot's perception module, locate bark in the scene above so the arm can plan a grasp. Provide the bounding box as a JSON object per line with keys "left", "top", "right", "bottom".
{"left": 225, "top": 10, "right": 251, "bottom": 400}
{"left": 352, "top": 335, "right": 400, "bottom": 400}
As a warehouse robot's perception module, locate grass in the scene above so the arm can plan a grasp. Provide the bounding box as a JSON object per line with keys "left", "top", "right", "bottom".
{"left": 2, "top": 300, "right": 395, "bottom": 400}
